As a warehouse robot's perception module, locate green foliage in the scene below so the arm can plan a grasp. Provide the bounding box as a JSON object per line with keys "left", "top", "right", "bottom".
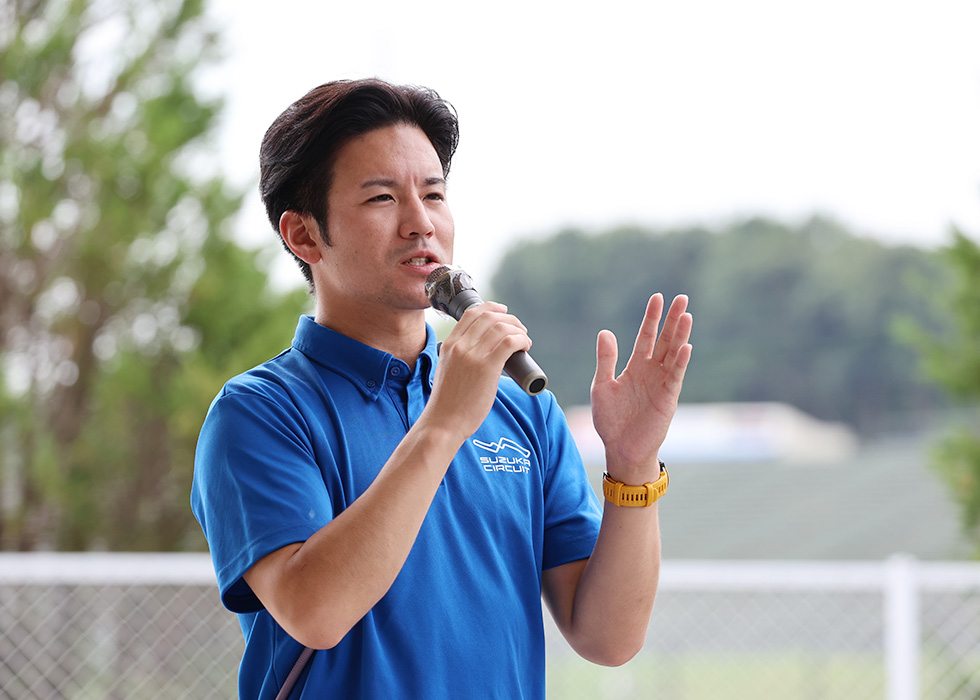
{"left": 490, "top": 216, "right": 945, "bottom": 432}
{"left": 0, "top": 0, "right": 310, "bottom": 550}
{"left": 900, "top": 230, "right": 980, "bottom": 550}
{"left": 902, "top": 231, "right": 980, "bottom": 398}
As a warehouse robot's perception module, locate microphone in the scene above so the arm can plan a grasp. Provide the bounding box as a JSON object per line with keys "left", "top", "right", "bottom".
{"left": 425, "top": 265, "right": 548, "bottom": 396}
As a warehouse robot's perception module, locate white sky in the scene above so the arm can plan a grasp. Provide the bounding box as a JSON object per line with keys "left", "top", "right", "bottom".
{"left": 206, "top": 0, "right": 980, "bottom": 290}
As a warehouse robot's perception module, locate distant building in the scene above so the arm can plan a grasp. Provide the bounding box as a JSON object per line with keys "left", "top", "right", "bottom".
{"left": 565, "top": 401, "right": 858, "bottom": 465}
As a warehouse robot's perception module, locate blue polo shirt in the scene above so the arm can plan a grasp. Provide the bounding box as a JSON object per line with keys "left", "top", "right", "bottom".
{"left": 191, "top": 316, "right": 602, "bottom": 699}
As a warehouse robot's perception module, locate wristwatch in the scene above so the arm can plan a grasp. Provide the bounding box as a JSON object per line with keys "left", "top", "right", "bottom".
{"left": 602, "top": 461, "right": 669, "bottom": 507}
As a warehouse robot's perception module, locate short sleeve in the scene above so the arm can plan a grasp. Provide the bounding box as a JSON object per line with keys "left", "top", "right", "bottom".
{"left": 540, "top": 396, "right": 602, "bottom": 570}
{"left": 191, "top": 386, "right": 334, "bottom": 613}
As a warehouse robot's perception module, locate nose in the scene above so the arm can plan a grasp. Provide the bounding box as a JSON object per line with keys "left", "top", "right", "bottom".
{"left": 399, "top": 197, "right": 435, "bottom": 239}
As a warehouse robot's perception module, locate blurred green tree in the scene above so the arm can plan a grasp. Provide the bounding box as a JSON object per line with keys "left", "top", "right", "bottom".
{"left": 490, "top": 216, "right": 945, "bottom": 433}
{"left": 0, "top": 0, "right": 309, "bottom": 550}
{"left": 900, "top": 230, "right": 980, "bottom": 551}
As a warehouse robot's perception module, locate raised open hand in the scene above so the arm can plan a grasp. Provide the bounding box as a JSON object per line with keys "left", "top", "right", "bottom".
{"left": 590, "top": 294, "right": 693, "bottom": 480}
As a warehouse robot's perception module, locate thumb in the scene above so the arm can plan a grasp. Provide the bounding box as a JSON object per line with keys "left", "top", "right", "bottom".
{"left": 593, "top": 329, "right": 619, "bottom": 385}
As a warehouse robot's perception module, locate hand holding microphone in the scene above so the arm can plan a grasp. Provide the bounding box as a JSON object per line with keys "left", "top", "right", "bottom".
{"left": 425, "top": 266, "right": 548, "bottom": 396}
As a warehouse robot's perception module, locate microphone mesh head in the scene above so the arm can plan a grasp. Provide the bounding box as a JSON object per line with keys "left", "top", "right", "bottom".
{"left": 425, "top": 266, "right": 476, "bottom": 314}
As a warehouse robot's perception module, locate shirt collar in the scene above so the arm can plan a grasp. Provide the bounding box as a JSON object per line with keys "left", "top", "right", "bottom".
{"left": 291, "top": 315, "right": 438, "bottom": 400}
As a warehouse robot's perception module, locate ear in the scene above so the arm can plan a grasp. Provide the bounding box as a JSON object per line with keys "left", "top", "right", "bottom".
{"left": 279, "top": 211, "right": 324, "bottom": 264}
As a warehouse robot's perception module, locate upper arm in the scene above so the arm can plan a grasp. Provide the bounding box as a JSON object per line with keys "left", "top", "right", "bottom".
{"left": 192, "top": 389, "right": 332, "bottom": 613}
{"left": 242, "top": 542, "right": 304, "bottom": 619}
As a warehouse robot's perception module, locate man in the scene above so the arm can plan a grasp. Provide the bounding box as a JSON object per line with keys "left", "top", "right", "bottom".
{"left": 191, "top": 78, "right": 693, "bottom": 699}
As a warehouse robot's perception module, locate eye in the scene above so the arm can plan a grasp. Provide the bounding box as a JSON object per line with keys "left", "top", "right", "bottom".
{"left": 425, "top": 192, "right": 446, "bottom": 202}
{"left": 368, "top": 193, "right": 394, "bottom": 203}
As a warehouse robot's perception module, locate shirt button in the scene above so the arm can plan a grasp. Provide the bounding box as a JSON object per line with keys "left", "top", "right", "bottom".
{"left": 390, "top": 366, "right": 401, "bottom": 377}
{"left": 366, "top": 379, "right": 377, "bottom": 388}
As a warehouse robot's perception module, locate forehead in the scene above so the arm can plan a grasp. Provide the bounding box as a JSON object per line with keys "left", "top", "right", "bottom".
{"left": 331, "top": 123, "right": 443, "bottom": 184}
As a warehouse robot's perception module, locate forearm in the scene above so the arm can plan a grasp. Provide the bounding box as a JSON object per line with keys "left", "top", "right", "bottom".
{"left": 545, "top": 452, "right": 663, "bottom": 666}
{"left": 569, "top": 496, "right": 662, "bottom": 665}
{"left": 245, "top": 415, "right": 463, "bottom": 649}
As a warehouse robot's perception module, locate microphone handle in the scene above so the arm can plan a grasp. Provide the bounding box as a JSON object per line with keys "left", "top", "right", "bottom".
{"left": 503, "top": 351, "right": 548, "bottom": 396}
{"left": 446, "top": 291, "right": 548, "bottom": 396}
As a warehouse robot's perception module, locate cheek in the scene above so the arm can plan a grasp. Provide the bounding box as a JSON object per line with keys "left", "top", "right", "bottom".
{"left": 439, "top": 211, "right": 455, "bottom": 251}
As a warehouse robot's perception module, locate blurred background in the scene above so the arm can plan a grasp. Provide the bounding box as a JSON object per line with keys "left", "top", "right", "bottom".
{"left": 2, "top": 0, "right": 980, "bottom": 697}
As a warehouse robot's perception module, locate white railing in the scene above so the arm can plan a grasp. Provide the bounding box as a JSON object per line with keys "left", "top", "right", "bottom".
{"left": 653, "top": 556, "right": 980, "bottom": 700}
{"left": 2, "top": 554, "right": 979, "bottom": 699}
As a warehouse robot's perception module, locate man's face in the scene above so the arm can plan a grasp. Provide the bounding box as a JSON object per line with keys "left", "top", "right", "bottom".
{"left": 316, "top": 123, "right": 454, "bottom": 319}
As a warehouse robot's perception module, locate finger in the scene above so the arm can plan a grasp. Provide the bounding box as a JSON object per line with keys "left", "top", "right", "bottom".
{"left": 593, "top": 329, "right": 619, "bottom": 385}
{"left": 456, "top": 302, "right": 527, "bottom": 335}
{"left": 481, "top": 301, "right": 508, "bottom": 313}
{"left": 444, "top": 308, "right": 524, "bottom": 365}
{"left": 474, "top": 316, "right": 532, "bottom": 359}
{"left": 628, "top": 293, "right": 664, "bottom": 362}
{"left": 457, "top": 302, "right": 507, "bottom": 326}
{"left": 656, "top": 296, "right": 689, "bottom": 350}
{"left": 652, "top": 295, "right": 690, "bottom": 364}
{"left": 442, "top": 315, "right": 531, "bottom": 384}
{"left": 664, "top": 342, "right": 693, "bottom": 395}
{"left": 486, "top": 333, "right": 533, "bottom": 372}
{"left": 662, "top": 311, "right": 694, "bottom": 368}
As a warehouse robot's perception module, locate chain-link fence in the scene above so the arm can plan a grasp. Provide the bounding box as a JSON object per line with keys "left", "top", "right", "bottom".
{"left": 0, "top": 554, "right": 240, "bottom": 699}
{"left": 2, "top": 554, "right": 979, "bottom": 699}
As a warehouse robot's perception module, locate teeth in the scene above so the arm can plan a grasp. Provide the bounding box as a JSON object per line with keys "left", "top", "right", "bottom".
{"left": 406, "top": 258, "right": 430, "bottom": 265}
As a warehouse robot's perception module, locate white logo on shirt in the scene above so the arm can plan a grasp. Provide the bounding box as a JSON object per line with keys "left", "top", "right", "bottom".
{"left": 473, "top": 437, "right": 531, "bottom": 474}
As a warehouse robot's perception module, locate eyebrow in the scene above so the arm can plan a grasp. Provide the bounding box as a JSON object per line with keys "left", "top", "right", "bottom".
{"left": 361, "top": 176, "right": 447, "bottom": 189}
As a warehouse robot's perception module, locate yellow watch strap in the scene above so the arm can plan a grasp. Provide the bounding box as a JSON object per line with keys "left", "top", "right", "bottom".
{"left": 602, "top": 461, "right": 669, "bottom": 507}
